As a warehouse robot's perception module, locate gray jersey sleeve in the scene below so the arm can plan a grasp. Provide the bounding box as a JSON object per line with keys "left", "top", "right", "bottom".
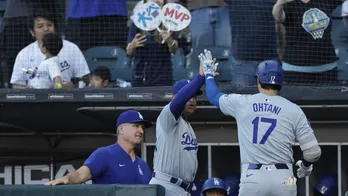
{"left": 294, "top": 108, "right": 321, "bottom": 162}
{"left": 156, "top": 103, "right": 178, "bottom": 133}
{"left": 218, "top": 93, "right": 245, "bottom": 117}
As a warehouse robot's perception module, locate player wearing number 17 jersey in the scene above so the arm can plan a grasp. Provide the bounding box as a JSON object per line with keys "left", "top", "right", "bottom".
{"left": 199, "top": 49, "right": 322, "bottom": 196}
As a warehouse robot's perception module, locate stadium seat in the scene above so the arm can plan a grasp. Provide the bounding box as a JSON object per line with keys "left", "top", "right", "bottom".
{"left": 178, "top": 47, "right": 232, "bottom": 82}
{"left": 84, "top": 46, "right": 132, "bottom": 82}
{"left": 332, "top": 5, "right": 348, "bottom": 49}
{"left": 331, "top": 6, "right": 348, "bottom": 81}
{"left": 205, "top": 47, "right": 232, "bottom": 83}
{"left": 0, "top": 0, "right": 5, "bottom": 12}
{"left": 172, "top": 48, "right": 198, "bottom": 81}
{"left": 172, "top": 49, "right": 185, "bottom": 69}
{"left": 338, "top": 47, "right": 348, "bottom": 81}
{"left": 0, "top": 16, "right": 2, "bottom": 33}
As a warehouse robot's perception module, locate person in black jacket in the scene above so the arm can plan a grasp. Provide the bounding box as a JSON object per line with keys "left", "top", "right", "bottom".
{"left": 273, "top": 0, "right": 343, "bottom": 84}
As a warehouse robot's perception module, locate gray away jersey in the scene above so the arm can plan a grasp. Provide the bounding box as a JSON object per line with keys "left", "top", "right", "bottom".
{"left": 153, "top": 104, "right": 198, "bottom": 182}
{"left": 219, "top": 93, "right": 314, "bottom": 164}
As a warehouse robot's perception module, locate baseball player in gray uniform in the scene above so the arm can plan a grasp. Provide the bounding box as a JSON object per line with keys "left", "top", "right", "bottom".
{"left": 149, "top": 68, "right": 207, "bottom": 196}
{"left": 199, "top": 49, "right": 322, "bottom": 196}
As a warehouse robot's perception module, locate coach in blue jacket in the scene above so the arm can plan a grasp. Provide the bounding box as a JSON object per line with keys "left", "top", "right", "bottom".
{"left": 45, "top": 110, "right": 152, "bottom": 185}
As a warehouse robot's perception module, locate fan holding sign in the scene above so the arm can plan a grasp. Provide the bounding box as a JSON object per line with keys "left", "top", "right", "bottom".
{"left": 126, "top": 0, "right": 179, "bottom": 87}
{"left": 161, "top": 3, "right": 191, "bottom": 32}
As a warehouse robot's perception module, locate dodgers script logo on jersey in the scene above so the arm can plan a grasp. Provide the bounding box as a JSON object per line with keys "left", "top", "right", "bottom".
{"left": 302, "top": 8, "right": 330, "bottom": 39}
{"left": 60, "top": 61, "right": 70, "bottom": 72}
{"left": 181, "top": 132, "right": 198, "bottom": 151}
{"left": 33, "top": 71, "right": 50, "bottom": 79}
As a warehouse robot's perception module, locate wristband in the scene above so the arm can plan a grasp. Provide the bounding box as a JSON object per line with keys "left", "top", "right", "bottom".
{"left": 56, "top": 83, "right": 62, "bottom": 89}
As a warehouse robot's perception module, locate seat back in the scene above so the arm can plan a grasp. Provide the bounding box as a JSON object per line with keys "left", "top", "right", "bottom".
{"left": 205, "top": 47, "right": 232, "bottom": 83}
{"left": 84, "top": 46, "right": 132, "bottom": 82}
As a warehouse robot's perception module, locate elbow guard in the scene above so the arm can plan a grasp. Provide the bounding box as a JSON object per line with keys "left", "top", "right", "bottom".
{"left": 303, "top": 144, "right": 321, "bottom": 163}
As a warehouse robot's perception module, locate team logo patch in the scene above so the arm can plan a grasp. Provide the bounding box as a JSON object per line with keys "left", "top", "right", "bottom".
{"left": 213, "top": 178, "right": 219, "bottom": 185}
{"left": 138, "top": 165, "right": 143, "bottom": 175}
{"left": 181, "top": 132, "right": 198, "bottom": 151}
{"left": 302, "top": 8, "right": 330, "bottom": 39}
{"left": 320, "top": 185, "right": 328, "bottom": 194}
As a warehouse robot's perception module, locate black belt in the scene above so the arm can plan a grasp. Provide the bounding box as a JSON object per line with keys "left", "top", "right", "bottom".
{"left": 248, "top": 163, "right": 289, "bottom": 170}
{"left": 152, "top": 172, "right": 190, "bottom": 190}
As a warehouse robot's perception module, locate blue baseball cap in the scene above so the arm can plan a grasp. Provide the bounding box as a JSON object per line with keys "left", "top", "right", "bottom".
{"left": 224, "top": 173, "right": 241, "bottom": 196}
{"left": 315, "top": 173, "right": 338, "bottom": 196}
{"left": 201, "top": 177, "right": 227, "bottom": 195}
{"left": 173, "top": 79, "right": 203, "bottom": 95}
{"left": 116, "top": 110, "right": 152, "bottom": 128}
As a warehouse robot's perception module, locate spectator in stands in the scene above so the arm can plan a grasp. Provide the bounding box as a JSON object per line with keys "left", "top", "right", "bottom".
{"left": 10, "top": 9, "right": 90, "bottom": 89}
{"left": 66, "top": 0, "right": 128, "bottom": 52}
{"left": 225, "top": 0, "right": 278, "bottom": 86}
{"left": 26, "top": 32, "right": 63, "bottom": 89}
{"left": 44, "top": 110, "right": 152, "bottom": 185}
{"left": 91, "top": 66, "right": 111, "bottom": 88}
{"left": 127, "top": 0, "right": 178, "bottom": 87}
{"left": 273, "top": 0, "right": 343, "bottom": 84}
{"left": 179, "top": 0, "right": 231, "bottom": 56}
{"left": 0, "top": 0, "right": 64, "bottom": 88}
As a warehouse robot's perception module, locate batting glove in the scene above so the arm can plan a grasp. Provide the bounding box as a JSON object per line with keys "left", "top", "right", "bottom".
{"left": 198, "top": 49, "right": 218, "bottom": 76}
{"left": 296, "top": 160, "right": 313, "bottom": 178}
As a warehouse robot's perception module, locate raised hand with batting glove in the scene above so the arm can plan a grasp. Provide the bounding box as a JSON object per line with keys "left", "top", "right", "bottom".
{"left": 296, "top": 160, "right": 313, "bottom": 178}
{"left": 198, "top": 49, "right": 219, "bottom": 77}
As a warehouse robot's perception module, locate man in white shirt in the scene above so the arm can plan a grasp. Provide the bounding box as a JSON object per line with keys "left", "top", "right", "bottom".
{"left": 10, "top": 9, "right": 90, "bottom": 89}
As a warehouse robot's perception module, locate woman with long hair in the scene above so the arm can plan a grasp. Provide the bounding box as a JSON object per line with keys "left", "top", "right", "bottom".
{"left": 126, "top": 0, "right": 178, "bottom": 87}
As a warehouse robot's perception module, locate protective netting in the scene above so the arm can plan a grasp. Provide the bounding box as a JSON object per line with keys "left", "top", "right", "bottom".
{"left": 0, "top": 0, "right": 347, "bottom": 89}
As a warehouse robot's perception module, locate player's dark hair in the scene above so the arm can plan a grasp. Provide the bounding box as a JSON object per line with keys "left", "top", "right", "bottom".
{"left": 203, "top": 189, "right": 227, "bottom": 196}
{"left": 260, "top": 83, "right": 282, "bottom": 91}
{"left": 42, "top": 32, "right": 63, "bottom": 56}
{"left": 92, "top": 66, "right": 111, "bottom": 82}
{"left": 28, "top": 8, "right": 56, "bottom": 30}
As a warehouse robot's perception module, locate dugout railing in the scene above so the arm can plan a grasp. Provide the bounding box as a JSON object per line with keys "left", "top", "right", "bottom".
{"left": 0, "top": 184, "right": 165, "bottom": 196}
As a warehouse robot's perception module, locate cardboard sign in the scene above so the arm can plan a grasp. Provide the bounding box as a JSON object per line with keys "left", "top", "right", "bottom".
{"left": 132, "top": 2, "right": 162, "bottom": 31}
{"left": 162, "top": 3, "right": 191, "bottom": 31}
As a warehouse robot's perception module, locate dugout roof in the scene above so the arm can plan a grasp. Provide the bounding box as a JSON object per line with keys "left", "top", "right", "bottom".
{"left": 0, "top": 86, "right": 347, "bottom": 164}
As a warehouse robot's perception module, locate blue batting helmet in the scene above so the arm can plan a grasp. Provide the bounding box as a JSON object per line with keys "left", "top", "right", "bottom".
{"left": 224, "top": 173, "right": 240, "bottom": 196}
{"left": 256, "top": 60, "right": 283, "bottom": 85}
{"left": 201, "top": 177, "right": 227, "bottom": 196}
{"left": 190, "top": 180, "right": 205, "bottom": 196}
{"left": 314, "top": 173, "right": 338, "bottom": 196}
